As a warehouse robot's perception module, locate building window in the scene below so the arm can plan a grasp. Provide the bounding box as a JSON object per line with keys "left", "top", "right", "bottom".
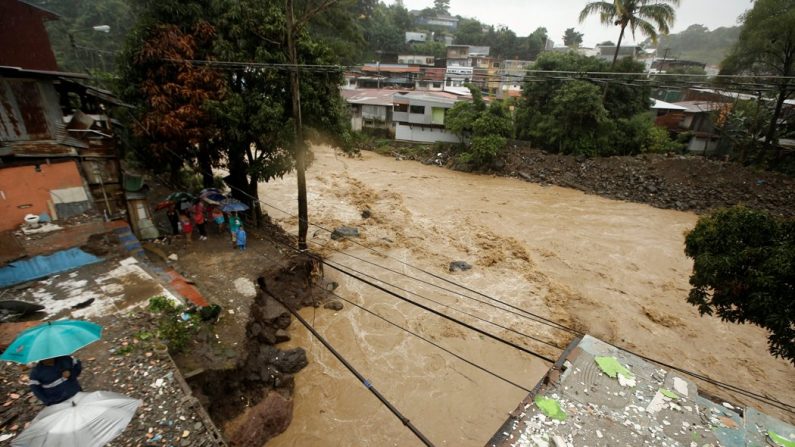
{"left": 431, "top": 107, "right": 445, "bottom": 125}
{"left": 432, "top": 82, "right": 442, "bottom": 88}
{"left": 410, "top": 105, "right": 425, "bottom": 114}
{"left": 394, "top": 103, "right": 408, "bottom": 113}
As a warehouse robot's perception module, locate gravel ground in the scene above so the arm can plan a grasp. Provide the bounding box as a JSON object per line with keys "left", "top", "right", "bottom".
{"left": 0, "top": 310, "right": 225, "bottom": 446}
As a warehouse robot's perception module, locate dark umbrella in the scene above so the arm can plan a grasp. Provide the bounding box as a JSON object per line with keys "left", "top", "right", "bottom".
{"left": 220, "top": 198, "right": 249, "bottom": 213}
{"left": 200, "top": 192, "right": 226, "bottom": 205}
{"left": 155, "top": 192, "right": 195, "bottom": 211}
{"left": 199, "top": 188, "right": 222, "bottom": 196}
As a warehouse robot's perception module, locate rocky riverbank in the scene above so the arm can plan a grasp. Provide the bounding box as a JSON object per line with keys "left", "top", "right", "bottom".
{"left": 383, "top": 142, "right": 795, "bottom": 218}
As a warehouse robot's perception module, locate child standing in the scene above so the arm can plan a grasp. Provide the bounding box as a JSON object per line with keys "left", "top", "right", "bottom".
{"left": 211, "top": 207, "right": 225, "bottom": 234}
{"left": 192, "top": 200, "right": 207, "bottom": 241}
{"left": 236, "top": 226, "right": 247, "bottom": 251}
{"left": 180, "top": 213, "right": 193, "bottom": 244}
{"left": 228, "top": 212, "right": 242, "bottom": 247}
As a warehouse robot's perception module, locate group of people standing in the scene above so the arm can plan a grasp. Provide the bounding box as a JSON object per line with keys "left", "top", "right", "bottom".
{"left": 166, "top": 200, "right": 247, "bottom": 250}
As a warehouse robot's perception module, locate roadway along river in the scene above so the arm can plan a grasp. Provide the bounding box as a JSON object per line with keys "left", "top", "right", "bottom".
{"left": 260, "top": 145, "right": 794, "bottom": 446}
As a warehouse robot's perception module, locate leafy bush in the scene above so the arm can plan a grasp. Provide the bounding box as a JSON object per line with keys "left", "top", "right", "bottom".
{"left": 147, "top": 296, "right": 200, "bottom": 354}
{"left": 460, "top": 135, "right": 507, "bottom": 166}
{"left": 684, "top": 207, "right": 795, "bottom": 364}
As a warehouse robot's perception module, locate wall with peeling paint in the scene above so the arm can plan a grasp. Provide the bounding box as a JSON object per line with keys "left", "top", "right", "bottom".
{"left": 0, "top": 160, "right": 91, "bottom": 231}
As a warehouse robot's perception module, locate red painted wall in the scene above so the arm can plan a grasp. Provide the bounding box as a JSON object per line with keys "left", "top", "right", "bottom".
{"left": 0, "top": 161, "right": 84, "bottom": 231}
{"left": 0, "top": 0, "right": 59, "bottom": 71}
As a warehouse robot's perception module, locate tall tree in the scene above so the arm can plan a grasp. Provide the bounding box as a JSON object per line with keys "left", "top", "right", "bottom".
{"left": 433, "top": 0, "right": 450, "bottom": 15}
{"left": 119, "top": 0, "right": 222, "bottom": 185}
{"left": 526, "top": 27, "right": 548, "bottom": 60}
{"left": 720, "top": 0, "right": 795, "bottom": 153}
{"left": 579, "top": 0, "right": 679, "bottom": 65}
{"left": 563, "top": 27, "right": 584, "bottom": 48}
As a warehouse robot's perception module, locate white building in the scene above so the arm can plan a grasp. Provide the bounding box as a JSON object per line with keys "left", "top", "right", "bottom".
{"left": 392, "top": 92, "right": 463, "bottom": 144}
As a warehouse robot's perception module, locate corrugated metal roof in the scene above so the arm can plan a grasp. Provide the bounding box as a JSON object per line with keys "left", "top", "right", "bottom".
{"left": 0, "top": 65, "right": 88, "bottom": 79}
{"left": 651, "top": 98, "right": 688, "bottom": 111}
{"left": 361, "top": 64, "right": 421, "bottom": 74}
{"left": 341, "top": 89, "right": 403, "bottom": 106}
{"left": 673, "top": 100, "right": 728, "bottom": 113}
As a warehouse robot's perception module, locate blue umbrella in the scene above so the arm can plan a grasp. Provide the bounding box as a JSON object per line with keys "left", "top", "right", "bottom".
{"left": 199, "top": 188, "right": 222, "bottom": 196}
{"left": 200, "top": 192, "right": 226, "bottom": 204}
{"left": 0, "top": 320, "right": 102, "bottom": 364}
{"left": 220, "top": 198, "right": 250, "bottom": 212}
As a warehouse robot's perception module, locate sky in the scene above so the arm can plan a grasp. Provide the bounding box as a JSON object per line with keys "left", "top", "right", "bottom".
{"left": 385, "top": 0, "right": 751, "bottom": 47}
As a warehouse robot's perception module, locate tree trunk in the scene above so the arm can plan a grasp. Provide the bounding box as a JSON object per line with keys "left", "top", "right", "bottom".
{"left": 612, "top": 24, "right": 627, "bottom": 67}
{"left": 765, "top": 80, "right": 789, "bottom": 159}
{"left": 169, "top": 154, "right": 183, "bottom": 187}
{"left": 197, "top": 144, "right": 214, "bottom": 188}
{"left": 227, "top": 145, "right": 249, "bottom": 202}
{"left": 287, "top": 0, "right": 308, "bottom": 251}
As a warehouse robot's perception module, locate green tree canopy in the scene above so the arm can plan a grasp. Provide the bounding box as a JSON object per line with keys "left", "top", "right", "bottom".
{"left": 721, "top": 0, "right": 795, "bottom": 150}
{"left": 579, "top": 0, "right": 680, "bottom": 65}
{"left": 526, "top": 27, "right": 548, "bottom": 60}
{"left": 515, "top": 51, "right": 663, "bottom": 156}
{"left": 447, "top": 85, "right": 512, "bottom": 166}
{"left": 685, "top": 207, "right": 795, "bottom": 364}
{"left": 563, "top": 28, "right": 584, "bottom": 48}
{"left": 644, "top": 24, "right": 741, "bottom": 65}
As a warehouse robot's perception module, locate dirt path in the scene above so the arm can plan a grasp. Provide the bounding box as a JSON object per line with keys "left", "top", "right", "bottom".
{"left": 260, "top": 145, "right": 794, "bottom": 446}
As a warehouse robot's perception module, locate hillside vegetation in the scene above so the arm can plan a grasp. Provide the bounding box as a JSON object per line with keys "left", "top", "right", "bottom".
{"left": 644, "top": 24, "right": 741, "bottom": 65}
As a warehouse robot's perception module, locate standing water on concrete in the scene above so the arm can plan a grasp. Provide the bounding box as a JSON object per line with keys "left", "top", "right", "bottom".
{"left": 260, "top": 145, "right": 795, "bottom": 446}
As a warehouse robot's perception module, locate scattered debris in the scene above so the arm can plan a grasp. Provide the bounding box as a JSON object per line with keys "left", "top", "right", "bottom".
{"left": 449, "top": 261, "right": 472, "bottom": 272}
{"left": 330, "top": 227, "right": 359, "bottom": 240}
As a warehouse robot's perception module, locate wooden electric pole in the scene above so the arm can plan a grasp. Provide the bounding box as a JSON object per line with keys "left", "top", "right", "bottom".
{"left": 285, "top": 0, "right": 337, "bottom": 251}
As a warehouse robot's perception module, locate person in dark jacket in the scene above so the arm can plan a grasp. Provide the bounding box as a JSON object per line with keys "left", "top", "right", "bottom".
{"left": 29, "top": 356, "right": 82, "bottom": 406}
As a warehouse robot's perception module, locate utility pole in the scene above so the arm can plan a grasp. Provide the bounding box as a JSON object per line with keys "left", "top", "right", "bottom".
{"left": 286, "top": 0, "right": 307, "bottom": 251}
{"left": 285, "top": 0, "right": 338, "bottom": 251}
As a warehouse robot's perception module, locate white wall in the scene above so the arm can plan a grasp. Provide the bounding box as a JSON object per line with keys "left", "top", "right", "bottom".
{"left": 395, "top": 123, "right": 462, "bottom": 144}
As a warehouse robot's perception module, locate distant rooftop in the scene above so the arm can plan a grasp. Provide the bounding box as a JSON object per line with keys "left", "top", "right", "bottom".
{"left": 488, "top": 335, "right": 795, "bottom": 447}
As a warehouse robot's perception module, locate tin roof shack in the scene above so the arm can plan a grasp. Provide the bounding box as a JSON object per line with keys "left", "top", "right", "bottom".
{"left": 674, "top": 100, "right": 732, "bottom": 155}
{"left": 0, "top": 67, "right": 138, "bottom": 234}
{"left": 0, "top": 67, "right": 94, "bottom": 231}
{"left": 487, "top": 335, "right": 795, "bottom": 447}
{"left": 341, "top": 89, "right": 401, "bottom": 138}
{"left": 359, "top": 64, "right": 420, "bottom": 89}
{"left": 0, "top": 0, "right": 59, "bottom": 71}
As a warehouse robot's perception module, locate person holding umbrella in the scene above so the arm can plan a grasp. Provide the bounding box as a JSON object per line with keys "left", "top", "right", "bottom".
{"left": 0, "top": 320, "right": 101, "bottom": 405}
{"left": 29, "top": 356, "right": 82, "bottom": 406}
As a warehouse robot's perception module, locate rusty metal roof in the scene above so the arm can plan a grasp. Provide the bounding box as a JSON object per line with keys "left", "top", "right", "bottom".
{"left": 0, "top": 141, "right": 80, "bottom": 157}
{"left": 0, "top": 65, "right": 88, "bottom": 79}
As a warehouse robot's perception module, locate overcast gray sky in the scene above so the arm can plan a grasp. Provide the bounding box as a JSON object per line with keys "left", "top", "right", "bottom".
{"left": 386, "top": 0, "right": 750, "bottom": 47}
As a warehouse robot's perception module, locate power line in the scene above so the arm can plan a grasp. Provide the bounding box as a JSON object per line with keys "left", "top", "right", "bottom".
{"left": 262, "top": 288, "right": 436, "bottom": 447}
{"left": 324, "top": 259, "right": 556, "bottom": 364}
{"left": 313, "top": 246, "right": 563, "bottom": 350}
{"left": 317, "top": 285, "right": 534, "bottom": 393}
{"left": 144, "top": 118, "right": 795, "bottom": 415}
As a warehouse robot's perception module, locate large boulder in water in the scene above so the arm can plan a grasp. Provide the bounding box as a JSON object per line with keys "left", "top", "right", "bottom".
{"left": 226, "top": 391, "right": 293, "bottom": 447}
{"left": 331, "top": 226, "right": 359, "bottom": 240}
{"left": 449, "top": 261, "right": 472, "bottom": 272}
{"left": 272, "top": 348, "right": 308, "bottom": 374}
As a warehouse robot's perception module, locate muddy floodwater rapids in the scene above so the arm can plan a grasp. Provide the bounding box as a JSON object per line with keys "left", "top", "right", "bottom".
{"left": 260, "top": 145, "right": 794, "bottom": 446}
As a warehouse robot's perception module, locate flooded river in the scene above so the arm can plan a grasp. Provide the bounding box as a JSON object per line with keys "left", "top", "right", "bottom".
{"left": 261, "top": 146, "right": 795, "bottom": 446}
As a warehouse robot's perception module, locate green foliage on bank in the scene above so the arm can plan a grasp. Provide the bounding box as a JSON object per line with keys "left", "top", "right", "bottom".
{"left": 515, "top": 52, "right": 681, "bottom": 156}
{"left": 684, "top": 207, "right": 795, "bottom": 364}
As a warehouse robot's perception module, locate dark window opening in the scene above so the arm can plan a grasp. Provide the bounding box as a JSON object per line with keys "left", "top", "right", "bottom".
{"left": 409, "top": 105, "right": 425, "bottom": 114}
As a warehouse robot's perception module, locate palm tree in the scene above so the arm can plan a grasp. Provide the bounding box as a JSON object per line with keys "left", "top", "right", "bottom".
{"left": 579, "top": 0, "right": 679, "bottom": 66}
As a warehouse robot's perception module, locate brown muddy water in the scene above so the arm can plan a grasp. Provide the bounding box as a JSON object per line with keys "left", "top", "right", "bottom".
{"left": 260, "top": 145, "right": 795, "bottom": 446}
